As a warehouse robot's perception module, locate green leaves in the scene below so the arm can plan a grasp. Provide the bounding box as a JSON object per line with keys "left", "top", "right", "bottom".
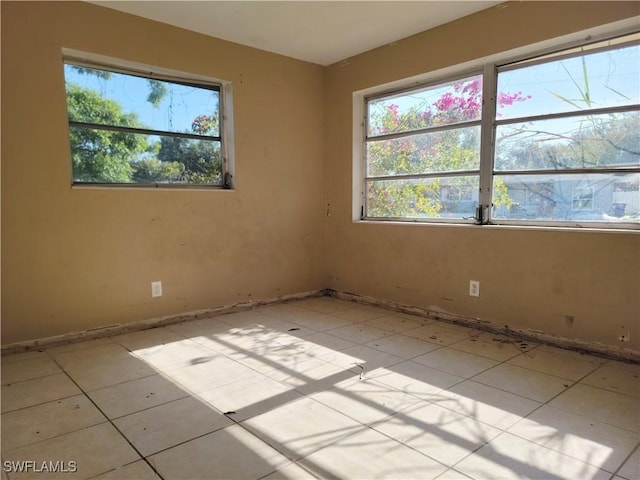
{"left": 132, "top": 158, "right": 184, "bottom": 183}
{"left": 157, "top": 137, "right": 222, "bottom": 184}
{"left": 66, "top": 81, "right": 222, "bottom": 185}
{"left": 70, "top": 66, "right": 112, "bottom": 80}
{"left": 146, "top": 80, "right": 169, "bottom": 107}
{"left": 66, "top": 83, "right": 146, "bottom": 182}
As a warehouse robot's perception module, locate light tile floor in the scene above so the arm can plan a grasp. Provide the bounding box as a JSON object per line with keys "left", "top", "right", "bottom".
{"left": 1, "top": 297, "right": 639, "bottom": 480}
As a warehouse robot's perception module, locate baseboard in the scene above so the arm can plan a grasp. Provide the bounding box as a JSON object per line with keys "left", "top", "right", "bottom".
{"left": 327, "top": 289, "right": 640, "bottom": 364}
{"left": 1, "top": 289, "right": 327, "bottom": 356}
{"left": 4, "top": 287, "right": 638, "bottom": 364}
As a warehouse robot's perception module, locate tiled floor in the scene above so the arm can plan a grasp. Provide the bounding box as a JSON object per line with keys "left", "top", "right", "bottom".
{"left": 2, "top": 297, "right": 639, "bottom": 479}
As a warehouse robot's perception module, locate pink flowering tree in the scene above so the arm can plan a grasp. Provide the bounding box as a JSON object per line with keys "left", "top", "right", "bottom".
{"left": 191, "top": 114, "right": 218, "bottom": 135}
{"left": 367, "top": 77, "right": 528, "bottom": 218}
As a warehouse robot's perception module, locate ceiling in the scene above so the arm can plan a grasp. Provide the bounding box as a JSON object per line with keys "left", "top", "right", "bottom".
{"left": 93, "top": 1, "right": 501, "bottom": 66}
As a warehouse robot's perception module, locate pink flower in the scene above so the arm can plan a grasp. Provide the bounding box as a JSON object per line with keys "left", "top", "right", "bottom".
{"left": 434, "top": 93, "right": 455, "bottom": 111}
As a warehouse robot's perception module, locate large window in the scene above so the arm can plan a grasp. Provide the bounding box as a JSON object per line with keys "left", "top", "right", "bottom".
{"left": 362, "top": 32, "right": 639, "bottom": 228}
{"left": 366, "top": 74, "right": 482, "bottom": 221}
{"left": 63, "top": 54, "right": 232, "bottom": 188}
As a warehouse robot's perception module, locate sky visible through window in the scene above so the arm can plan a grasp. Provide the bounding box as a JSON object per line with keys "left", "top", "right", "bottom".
{"left": 364, "top": 37, "right": 639, "bottom": 224}
{"left": 63, "top": 65, "right": 219, "bottom": 136}
{"left": 369, "top": 42, "right": 639, "bottom": 134}
{"left": 64, "top": 63, "right": 224, "bottom": 185}
{"left": 498, "top": 43, "right": 639, "bottom": 118}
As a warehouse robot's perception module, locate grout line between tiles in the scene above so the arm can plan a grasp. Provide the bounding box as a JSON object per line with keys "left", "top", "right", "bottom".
{"left": 303, "top": 418, "right": 451, "bottom": 477}
{"left": 0, "top": 369, "right": 65, "bottom": 389}
{"left": 97, "top": 392, "right": 193, "bottom": 421}
{"left": 395, "top": 324, "right": 639, "bottom": 477}
{"left": 0, "top": 392, "right": 94, "bottom": 421}
{"left": 83, "top": 459, "right": 150, "bottom": 480}
{"left": 255, "top": 460, "right": 321, "bottom": 480}
{"left": 30, "top": 311, "right": 370, "bottom": 479}
{"left": 609, "top": 442, "right": 640, "bottom": 480}
{"left": 3, "top": 299, "right": 636, "bottom": 480}
{"left": 443, "top": 352, "right": 622, "bottom": 474}
{"left": 497, "top": 363, "right": 639, "bottom": 473}
{"left": 0, "top": 420, "right": 113, "bottom": 458}
{"left": 544, "top": 361, "right": 640, "bottom": 406}
{"left": 41, "top": 351, "right": 167, "bottom": 480}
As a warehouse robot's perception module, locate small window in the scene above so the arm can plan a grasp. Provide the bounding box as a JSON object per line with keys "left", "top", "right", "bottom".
{"left": 63, "top": 57, "right": 231, "bottom": 188}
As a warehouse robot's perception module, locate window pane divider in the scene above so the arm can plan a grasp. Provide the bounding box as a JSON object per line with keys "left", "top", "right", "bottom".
{"left": 495, "top": 103, "right": 640, "bottom": 126}
{"left": 494, "top": 167, "right": 640, "bottom": 176}
{"left": 363, "top": 216, "right": 477, "bottom": 224}
{"left": 365, "top": 70, "right": 483, "bottom": 103}
{"left": 72, "top": 182, "right": 224, "bottom": 188}
{"left": 366, "top": 119, "right": 481, "bottom": 142}
{"left": 491, "top": 219, "right": 640, "bottom": 229}
{"left": 366, "top": 170, "right": 480, "bottom": 182}
{"left": 69, "top": 121, "right": 221, "bottom": 142}
{"left": 479, "top": 64, "right": 497, "bottom": 222}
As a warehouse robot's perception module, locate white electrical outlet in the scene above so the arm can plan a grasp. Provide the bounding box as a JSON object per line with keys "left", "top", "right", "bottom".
{"left": 151, "top": 281, "right": 162, "bottom": 297}
{"left": 469, "top": 280, "right": 480, "bottom": 297}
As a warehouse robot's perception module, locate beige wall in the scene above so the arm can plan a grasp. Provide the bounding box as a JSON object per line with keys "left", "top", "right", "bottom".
{"left": 2, "top": 1, "right": 639, "bottom": 351}
{"left": 324, "top": 1, "right": 640, "bottom": 350}
{"left": 1, "top": 1, "right": 326, "bottom": 344}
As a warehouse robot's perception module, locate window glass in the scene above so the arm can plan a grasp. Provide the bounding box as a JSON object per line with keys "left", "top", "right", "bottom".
{"left": 492, "top": 172, "right": 640, "bottom": 222}
{"left": 492, "top": 37, "right": 639, "bottom": 227}
{"left": 494, "top": 111, "right": 640, "bottom": 171}
{"left": 367, "top": 126, "right": 481, "bottom": 177}
{"left": 497, "top": 43, "right": 640, "bottom": 119}
{"left": 364, "top": 74, "right": 483, "bottom": 221}
{"left": 368, "top": 75, "right": 483, "bottom": 137}
{"left": 366, "top": 176, "right": 479, "bottom": 220}
{"left": 64, "top": 61, "right": 225, "bottom": 186}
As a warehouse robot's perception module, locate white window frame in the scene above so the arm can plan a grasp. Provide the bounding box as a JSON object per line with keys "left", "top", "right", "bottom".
{"left": 62, "top": 48, "right": 235, "bottom": 189}
{"left": 572, "top": 187, "right": 595, "bottom": 210}
{"left": 363, "top": 71, "right": 483, "bottom": 224}
{"left": 353, "top": 19, "right": 640, "bottom": 230}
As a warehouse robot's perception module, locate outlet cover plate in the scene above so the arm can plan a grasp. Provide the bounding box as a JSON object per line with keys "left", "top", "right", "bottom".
{"left": 151, "top": 281, "right": 162, "bottom": 297}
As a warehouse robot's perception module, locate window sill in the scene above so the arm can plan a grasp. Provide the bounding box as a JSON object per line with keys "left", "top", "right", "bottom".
{"left": 71, "top": 184, "right": 235, "bottom": 192}
{"left": 355, "top": 219, "right": 640, "bottom": 234}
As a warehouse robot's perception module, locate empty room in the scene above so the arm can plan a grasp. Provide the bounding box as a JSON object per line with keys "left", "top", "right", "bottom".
{"left": 1, "top": 1, "right": 639, "bottom": 479}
